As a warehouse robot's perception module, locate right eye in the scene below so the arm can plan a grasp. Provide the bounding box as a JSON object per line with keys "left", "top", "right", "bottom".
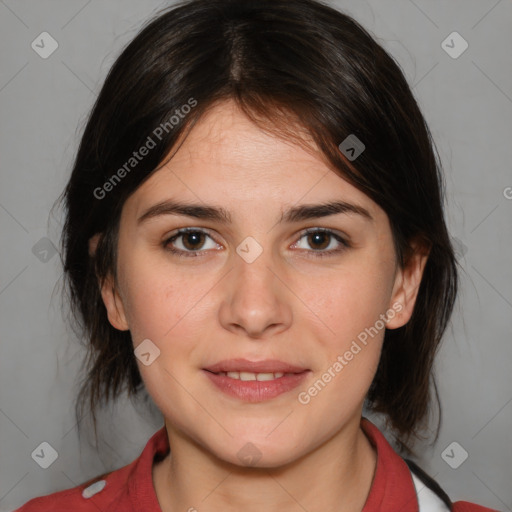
{"left": 163, "top": 228, "right": 221, "bottom": 257}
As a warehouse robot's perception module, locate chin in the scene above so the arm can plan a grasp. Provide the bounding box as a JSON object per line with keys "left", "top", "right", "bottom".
{"left": 208, "top": 433, "right": 307, "bottom": 470}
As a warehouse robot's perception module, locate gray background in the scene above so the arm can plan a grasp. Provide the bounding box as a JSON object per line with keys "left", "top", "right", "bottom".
{"left": 0, "top": 0, "right": 511, "bottom": 510}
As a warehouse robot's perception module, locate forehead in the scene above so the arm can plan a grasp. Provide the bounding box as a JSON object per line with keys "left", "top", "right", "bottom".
{"left": 124, "top": 100, "right": 381, "bottom": 222}
{"left": 169, "top": 101, "right": 328, "bottom": 181}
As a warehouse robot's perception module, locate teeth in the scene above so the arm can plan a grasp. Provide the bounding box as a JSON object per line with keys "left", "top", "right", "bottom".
{"left": 219, "top": 371, "right": 288, "bottom": 381}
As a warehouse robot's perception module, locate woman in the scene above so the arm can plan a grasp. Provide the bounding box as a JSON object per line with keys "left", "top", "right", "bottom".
{"left": 15, "top": 0, "right": 498, "bottom": 510}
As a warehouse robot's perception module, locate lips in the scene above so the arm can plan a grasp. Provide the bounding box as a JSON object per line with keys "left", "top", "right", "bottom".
{"left": 202, "top": 359, "right": 310, "bottom": 402}
{"left": 204, "top": 358, "right": 308, "bottom": 374}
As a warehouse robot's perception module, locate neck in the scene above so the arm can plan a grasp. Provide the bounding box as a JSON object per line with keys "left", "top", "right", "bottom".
{"left": 153, "top": 418, "right": 377, "bottom": 512}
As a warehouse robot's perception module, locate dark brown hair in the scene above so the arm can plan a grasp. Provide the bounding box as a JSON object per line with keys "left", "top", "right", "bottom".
{"left": 56, "top": 0, "right": 458, "bottom": 452}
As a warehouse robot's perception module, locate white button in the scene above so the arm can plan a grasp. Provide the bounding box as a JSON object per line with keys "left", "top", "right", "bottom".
{"left": 82, "top": 479, "right": 106, "bottom": 498}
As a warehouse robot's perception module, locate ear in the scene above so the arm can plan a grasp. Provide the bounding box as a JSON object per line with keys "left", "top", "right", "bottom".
{"left": 385, "top": 239, "right": 430, "bottom": 329}
{"left": 99, "top": 274, "right": 130, "bottom": 331}
{"left": 88, "top": 233, "right": 130, "bottom": 331}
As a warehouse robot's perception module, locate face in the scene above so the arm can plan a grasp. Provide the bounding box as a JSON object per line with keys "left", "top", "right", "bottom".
{"left": 98, "top": 99, "right": 427, "bottom": 468}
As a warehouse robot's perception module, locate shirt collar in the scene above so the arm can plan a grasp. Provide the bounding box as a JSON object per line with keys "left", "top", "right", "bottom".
{"left": 361, "top": 418, "right": 419, "bottom": 512}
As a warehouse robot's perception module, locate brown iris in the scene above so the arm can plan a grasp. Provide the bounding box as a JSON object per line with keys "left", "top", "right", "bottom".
{"left": 180, "top": 231, "right": 207, "bottom": 250}
{"left": 307, "top": 232, "right": 330, "bottom": 250}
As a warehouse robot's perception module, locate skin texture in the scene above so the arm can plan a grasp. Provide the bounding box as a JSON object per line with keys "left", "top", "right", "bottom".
{"left": 94, "top": 100, "right": 428, "bottom": 512}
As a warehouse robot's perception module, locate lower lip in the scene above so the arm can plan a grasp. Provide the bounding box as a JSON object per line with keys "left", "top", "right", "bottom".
{"left": 203, "top": 370, "right": 310, "bottom": 402}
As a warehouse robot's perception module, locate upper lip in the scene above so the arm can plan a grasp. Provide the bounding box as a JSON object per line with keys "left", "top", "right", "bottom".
{"left": 204, "top": 358, "right": 309, "bottom": 374}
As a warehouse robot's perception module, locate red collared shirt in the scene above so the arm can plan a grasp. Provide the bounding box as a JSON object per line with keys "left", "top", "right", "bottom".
{"left": 14, "top": 419, "right": 497, "bottom": 511}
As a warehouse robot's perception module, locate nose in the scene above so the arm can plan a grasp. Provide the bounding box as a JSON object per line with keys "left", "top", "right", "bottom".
{"left": 218, "top": 246, "right": 293, "bottom": 339}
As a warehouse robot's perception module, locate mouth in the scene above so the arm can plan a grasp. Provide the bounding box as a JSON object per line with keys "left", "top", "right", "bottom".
{"left": 202, "top": 359, "right": 310, "bottom": 402}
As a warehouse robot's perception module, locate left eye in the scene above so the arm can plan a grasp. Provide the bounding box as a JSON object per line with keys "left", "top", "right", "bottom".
{"left": 293, "top": 229, "right": 349, "bottom": 255}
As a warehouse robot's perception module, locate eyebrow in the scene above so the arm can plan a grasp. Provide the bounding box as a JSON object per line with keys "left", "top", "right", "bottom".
{"left": 137, "top": 199, "right": 373, "bottom": 225}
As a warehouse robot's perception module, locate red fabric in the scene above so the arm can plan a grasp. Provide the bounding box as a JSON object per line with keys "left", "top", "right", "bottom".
{"left": 452, "top": 503, "right": 500, "bottom": 512}
{"left": 360, "top": 419, "right": 419, "bottom": 511}
{"left": 13, "top": 419, "right": 497, "bottom": 511}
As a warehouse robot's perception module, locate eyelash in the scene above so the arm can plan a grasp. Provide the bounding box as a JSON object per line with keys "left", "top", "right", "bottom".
{"left": 162, "top": 227, "right": 350, "bottom": 259}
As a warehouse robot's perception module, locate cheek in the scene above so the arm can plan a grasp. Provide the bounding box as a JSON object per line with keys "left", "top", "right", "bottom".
{"left": 296, "top": 255, "right": 393, "bottom": 402}
{"left": 304, "top": 260, "right": 394, "bottom": 344}
{"left": 118, "top": 250, "right": 218, "bottom": 344}
{"left": 300, "top": 278, "right": 387, "bottom": 415}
